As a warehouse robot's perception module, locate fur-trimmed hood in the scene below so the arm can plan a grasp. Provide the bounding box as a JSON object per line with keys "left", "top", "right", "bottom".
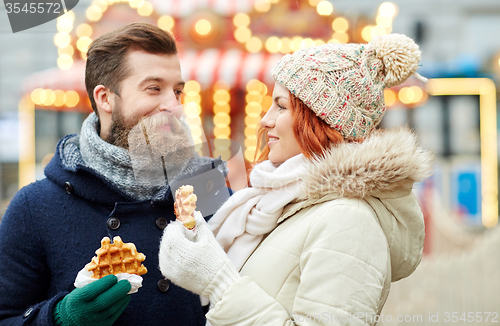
{"left": 295, "top": 128, "right": 433, "bottom": 282}
{"left": 300, "top": 128, "right": 433, "bottom": 200}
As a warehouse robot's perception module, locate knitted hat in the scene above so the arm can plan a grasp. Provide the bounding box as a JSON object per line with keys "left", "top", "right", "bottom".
{"left": 271, "top": 33, "right": 421, "bottom": 140}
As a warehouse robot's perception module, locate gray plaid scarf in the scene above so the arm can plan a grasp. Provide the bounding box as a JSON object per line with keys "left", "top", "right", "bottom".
{"left": 60, "top": 113, "right": 217, "bottom": 201}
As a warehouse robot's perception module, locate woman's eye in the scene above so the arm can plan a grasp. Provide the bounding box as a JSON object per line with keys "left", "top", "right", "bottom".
{"left": 277, "top": 105, "right": 286, "bottom": 111}
{"left": 148, "top": 86, "right": 160, "bottom": 91}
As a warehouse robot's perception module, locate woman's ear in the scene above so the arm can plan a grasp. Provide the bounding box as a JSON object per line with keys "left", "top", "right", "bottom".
{"left": 93, "top": 85, "right": 113, "bottom": 114}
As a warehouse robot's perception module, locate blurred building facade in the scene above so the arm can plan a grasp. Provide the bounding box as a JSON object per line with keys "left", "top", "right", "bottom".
{"left": 1, "top": 2, "right": 499, "bottom": 216}
{"left": 2, "top": 0, "right": 500, "bottom": 223}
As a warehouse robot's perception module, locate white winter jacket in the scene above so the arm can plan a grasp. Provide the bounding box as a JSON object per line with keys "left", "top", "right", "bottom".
{"left": 207, "top": 128, "right": 433, "bottom": 325}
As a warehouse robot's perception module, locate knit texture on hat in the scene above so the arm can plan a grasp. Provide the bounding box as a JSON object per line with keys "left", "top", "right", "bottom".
{"left": 271, "top": 33, "right": 421, "bottom": 140}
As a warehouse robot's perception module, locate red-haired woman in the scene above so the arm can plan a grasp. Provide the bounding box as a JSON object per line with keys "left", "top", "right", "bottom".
{"left": 159, "top": 34, "right": 433, "bottom": 325}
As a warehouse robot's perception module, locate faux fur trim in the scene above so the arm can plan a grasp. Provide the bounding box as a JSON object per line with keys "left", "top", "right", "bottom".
{"left": 300, "top": 128, "right": 434, "bottom": 199}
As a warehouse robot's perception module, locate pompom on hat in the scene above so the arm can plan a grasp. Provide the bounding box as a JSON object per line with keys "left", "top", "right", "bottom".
{"left": 271, "top": 33, "right": 423, "bottom": 140}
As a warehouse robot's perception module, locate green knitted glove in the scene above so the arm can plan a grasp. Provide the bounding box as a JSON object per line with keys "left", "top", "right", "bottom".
{"left": 53, "top": 275, "right": 131, "bottom": 326}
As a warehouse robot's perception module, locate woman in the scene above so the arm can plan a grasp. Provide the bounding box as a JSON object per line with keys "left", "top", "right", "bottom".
{"left": 159, "top": 33, "right": 433, "bottom": 325}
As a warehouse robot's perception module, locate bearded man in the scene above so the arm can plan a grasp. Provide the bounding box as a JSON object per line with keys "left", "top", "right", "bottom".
{"left": 0, "top": 23, "right": 230, "bottom": 326}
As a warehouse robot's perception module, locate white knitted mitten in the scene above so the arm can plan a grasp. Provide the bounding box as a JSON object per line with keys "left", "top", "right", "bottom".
{"left": 159, "top": 211, "right": 240, "bottom": 305}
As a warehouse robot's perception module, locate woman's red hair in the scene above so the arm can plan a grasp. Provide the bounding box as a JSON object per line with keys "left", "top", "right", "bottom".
{"left": 254, "top": 91, "right": 345, "bottom": 165}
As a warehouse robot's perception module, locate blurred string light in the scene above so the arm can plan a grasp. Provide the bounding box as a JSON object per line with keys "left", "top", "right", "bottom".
{"left": 76, "top": 23, "right": 92, "bottom": 38}
{"left": 57, "top": 54, "right": 73, "bottom": 70}
{"left": 245, "top": 36, "right": 263, "bottom": 53}
{"left": 30, "top": 88, "right": 80, "bottom": 107}
{"left": 398, "top": 86, "right": 427, "bottom": 105}
{"left": 213, "top": 82, "right": 231, "bottom": 140}
{"left": 254, "top": 0, "right": 273, "bottom": 13}
{"left": 158, "top": 15, "right": 175, "bottom": 32}
{"left": 234, "top": 0, "right": 348, "bottom": 53}
{"left": 195, "top": 19, "right": 212, "bottom": 36}
{"left": 330, "top": 17, "right": 349, "bottom": 43}
{"left": 362, "top": 2, "right": 397, "bottom": 42}
{"left": 384, "top": 85, "right": 428, "bottom": 108}
{"left": 54, "top": 32, "right": 71, "bottom": 48}
{"left": 183, "top": 81, "right": 204, "bottom": 154}
{"left": 378, "top": 1, "right": 397, "bottom": 17}
{"left": 244, "top": 79, "right": 267, "bottom": 161}
{"left": 384, "top": 89, "right": 397, "bottom": 107}
{"left": 54, "top": 12, "right": 75, "bottom": 70}
{"left": 137, "top": 1, "right": 153, "bottom": 16}
{"left": 233, "top": 13, "right": 252, "bottom": 43}
{"left": 86, "top": 5, "right": 102, "bottom": 21}
{"left": 58, "top": 0, "right": 160, "bottom": 66}
{"left": 212, "top": 81, "right": 232, "bottom": 160}
{"left": 316, "top": 1, "right": 334, "bottom": 16}
{"left": 76, "top": 36, "right": 92, "bottom": 54}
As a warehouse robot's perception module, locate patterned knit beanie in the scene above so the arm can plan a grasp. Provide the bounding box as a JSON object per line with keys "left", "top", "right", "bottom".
{"left": 271, "top": 33, "right": 422, "bottom": 140}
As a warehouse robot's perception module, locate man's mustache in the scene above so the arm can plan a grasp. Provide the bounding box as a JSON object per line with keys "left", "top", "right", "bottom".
{"left": 138, "top": 111, "right": 184, "bottom": 136}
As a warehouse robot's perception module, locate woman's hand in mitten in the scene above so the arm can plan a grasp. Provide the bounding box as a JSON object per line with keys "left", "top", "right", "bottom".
{"left": 53, "top": 274, "right": 131, "bottom": 326}
{"left": 159, "top": 211, "right": 240, "bottom": 305}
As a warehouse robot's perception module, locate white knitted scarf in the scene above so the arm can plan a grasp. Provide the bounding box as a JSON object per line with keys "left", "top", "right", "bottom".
{"left": 208, "top": 154, "right": 307, "bottom": 270}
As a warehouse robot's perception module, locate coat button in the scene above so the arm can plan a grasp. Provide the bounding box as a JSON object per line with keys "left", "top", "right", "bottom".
{"left": 155, "top": 217, "right": 168, "bottom": 230}
{"left": 107, "top": 217, "right": 120, "bottom": 230}
{"left": 157, "top": 279, "right": 170, "bottom": 292}
{"left": 64, "top": 182, "right": 74, "bottom": 194}
{"left": 22, "top": 307, "right": 33, "bottom": 318}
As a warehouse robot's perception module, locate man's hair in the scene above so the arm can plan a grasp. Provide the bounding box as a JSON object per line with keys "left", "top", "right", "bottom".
{"left": 85, "top": 22, "right": 178, "bottom": 118}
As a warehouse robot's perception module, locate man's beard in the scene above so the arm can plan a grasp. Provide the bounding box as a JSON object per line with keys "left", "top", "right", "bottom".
{"left": 107, "top": 105, "right": 196, "bottom": 185}
{"left": 106, "top": 103, "right": 138, "bottom": 150}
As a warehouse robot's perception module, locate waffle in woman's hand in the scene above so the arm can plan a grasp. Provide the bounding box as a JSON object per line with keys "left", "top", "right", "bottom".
{"left": 174, "top": 185, "right": 197, "bottom": 230}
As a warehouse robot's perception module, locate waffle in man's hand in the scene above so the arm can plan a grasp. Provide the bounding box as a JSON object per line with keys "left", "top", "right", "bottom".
{"left": 85, "top": 236, "right": 147, "bottom": 279}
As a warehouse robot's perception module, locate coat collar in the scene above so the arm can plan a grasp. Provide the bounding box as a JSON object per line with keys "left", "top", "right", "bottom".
{"left": 278, "top": 128, "right": 433, "bottom": 223}
{"left": 299, "top": 127, "right": 433, "bottom": 200}
{"left": 45, "top": 135, "right": 228, "bottom": 206}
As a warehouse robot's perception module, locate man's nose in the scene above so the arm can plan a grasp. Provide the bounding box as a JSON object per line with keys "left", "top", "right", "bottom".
{"left": 159, "top": 93, "right": 183, "bottom": 118}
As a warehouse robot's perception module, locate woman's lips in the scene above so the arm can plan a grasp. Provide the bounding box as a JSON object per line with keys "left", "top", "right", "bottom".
{"left": 268, "top": 135, "right": 279, "bottom": 146}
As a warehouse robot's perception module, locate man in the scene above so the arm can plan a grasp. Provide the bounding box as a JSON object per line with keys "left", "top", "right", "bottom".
{"left": 0, "top": 23, "right": 230, "bottom": 325}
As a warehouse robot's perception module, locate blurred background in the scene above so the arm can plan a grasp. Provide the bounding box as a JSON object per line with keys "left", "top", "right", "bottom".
{"left": 1, "top": 0, "right": 500, "bottom": 324}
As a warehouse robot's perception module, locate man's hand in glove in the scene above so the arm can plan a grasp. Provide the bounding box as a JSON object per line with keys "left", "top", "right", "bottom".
{"left": 53, "top": 274, "right": 131, "bottom": 326}
{"left": 159, "top": 211, "right": 240, "bottom": 305}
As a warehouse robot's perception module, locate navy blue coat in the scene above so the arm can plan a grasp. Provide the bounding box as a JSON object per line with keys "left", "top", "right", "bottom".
{"left": 0, "top": 136, "right": 231, "bottom": 325}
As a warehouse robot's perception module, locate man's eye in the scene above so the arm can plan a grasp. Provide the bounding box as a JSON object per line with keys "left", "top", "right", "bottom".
{"left": 148, "top": 86, "right": 160, "bottom": 91}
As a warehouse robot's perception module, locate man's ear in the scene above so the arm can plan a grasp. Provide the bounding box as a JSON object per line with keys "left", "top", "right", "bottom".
{"left": 93, "top": 85, "right": 114, "bottom": 114}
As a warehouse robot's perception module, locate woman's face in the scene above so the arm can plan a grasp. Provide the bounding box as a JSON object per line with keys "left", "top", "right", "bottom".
{"left": 260, "top": 82, "right": 302, "bottom": 164}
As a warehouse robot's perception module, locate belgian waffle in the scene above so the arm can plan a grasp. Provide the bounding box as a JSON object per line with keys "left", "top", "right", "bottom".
{"left": 85, "top": 236, "right": 147, "bottom": 279}
{"left": 174, "top": 185, "right": 197, "bottom": 230}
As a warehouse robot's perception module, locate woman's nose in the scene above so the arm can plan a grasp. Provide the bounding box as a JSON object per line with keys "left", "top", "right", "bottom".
{"left": 260, "top": 108, "right": 275, "bottom": 129}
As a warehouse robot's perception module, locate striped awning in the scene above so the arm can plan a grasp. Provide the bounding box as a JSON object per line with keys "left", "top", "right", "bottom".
{"left": 23, "top": 60, "right": 87, "bottom": 94}
{"left": 23, "top": 48, "right": 283, "bottom": 94}
{"left": 151, "top": 0, "right": 256, "bottom": 17}
{"left": 180, "top": 48, "right": 282, "bottom": 88}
